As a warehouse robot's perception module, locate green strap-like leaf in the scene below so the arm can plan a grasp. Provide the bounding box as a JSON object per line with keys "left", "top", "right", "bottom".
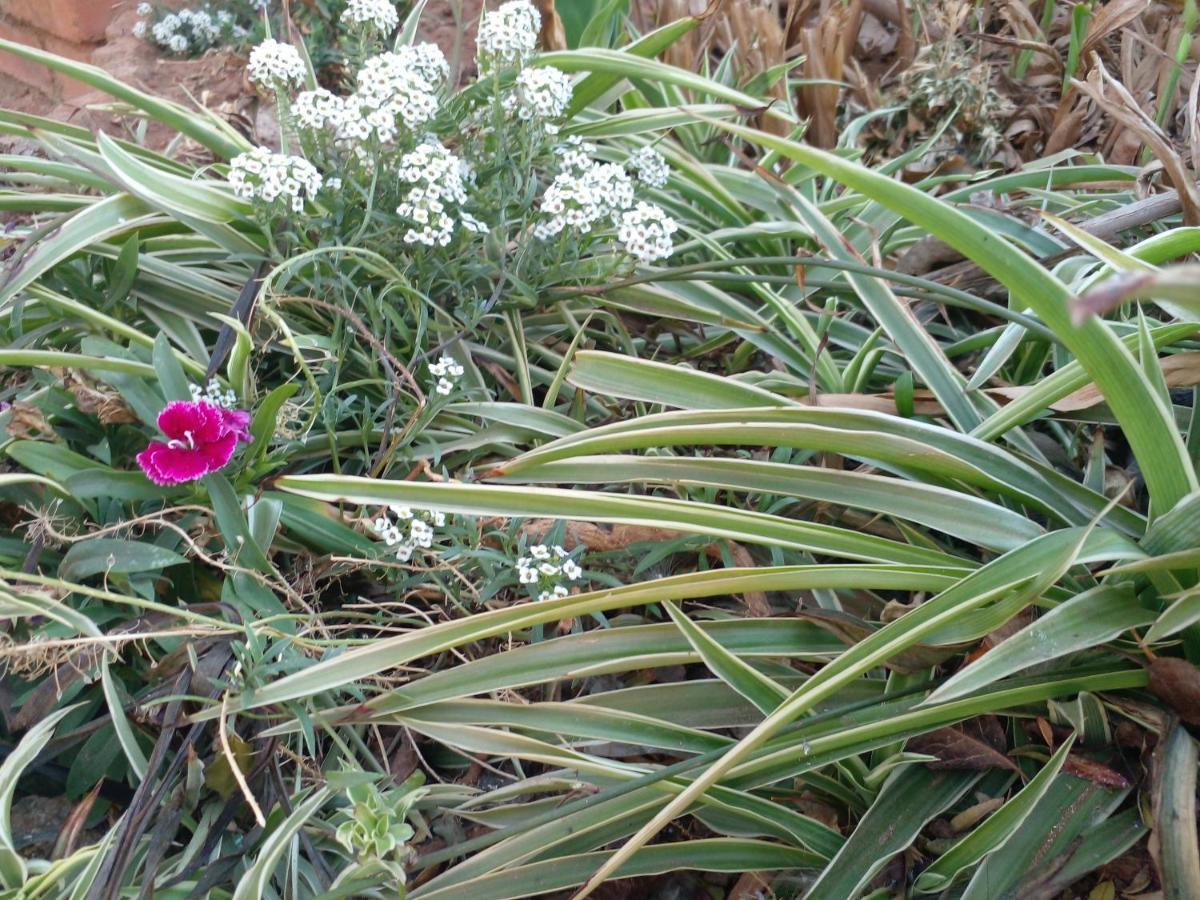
{"left": 664, "top": 602, "right": 790, "bottom": 716}
{"left": 699, "top": 116, "right": 1197, "bottom": 513}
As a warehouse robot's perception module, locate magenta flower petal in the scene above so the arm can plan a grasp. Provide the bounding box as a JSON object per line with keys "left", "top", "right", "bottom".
{"left": 197, "top": 431, "right": 239, "bottom": 471}
{"left": 158, "top": 400, "right": 225, "bottom": 444}
{"left": 137, "top": 399, "right": 252, "bottom": 485}
{"left": 220, "top": 408, "right": 252, "bottom": 443}
{"left": 137, "top": 442, "right": 218, "bottom": 486}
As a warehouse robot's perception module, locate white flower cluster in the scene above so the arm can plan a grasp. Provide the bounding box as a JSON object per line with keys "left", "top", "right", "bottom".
{"left": 533, "top": 160, "right": 634, "bottom": 240}
{"left": 372, "top": 506, "right": 446, "bottom": 562}
{"left": 294, "top": 45, "right": 447, "bottom": 148}
{"left": 248, "top": 39, "right": 306, "bottom": 89}
{"left": 618, "top": 201, "right": 679, "bottom": 263}
{"left": 554, "top": 135, "right": 595, "bottom": 172}
{"left": 505, "top": 66, "right": 572, "bottom": 131}
{"left": 136, "top": 5, "right": 243, "bottom": 54}
{"left": 477, "top": 0, "right": 541, "bottom": 71}
{"left": 628, "top": 146, "right": 670, "bottom": 188}
{"left": 396, "top": 141, "right": 485, "bottom": 246}
{"left": 516, "top": 544, "right": 583, "bottom": 601}
{"left": 189, "top": 378, "right": 237, "bottom": 409}
{"left": 344, "top": 0, "right": 399, "bottom": 33}
{"left": 355, "top": 46, "right": 446, "bottom": 131}
{"left": 535, "top": 139, "right": 678, "bottom": 261}
{"left": 428, "top": 355, "right": 465, "bottom": 396}
{"left": 292, "top": 88, "right": 343, "bottom": 132}
{"left": 229, "top": 147, "right": 323, "bottom": 213}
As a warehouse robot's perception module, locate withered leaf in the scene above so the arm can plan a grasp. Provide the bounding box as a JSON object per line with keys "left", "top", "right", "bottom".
{"left": 797, "top": 608, "right": 964, "bottom": 673}
{"left": 908, "top": 717, "right": 1018, "bottom": 771}
{"left": 1062, "top": 754, "right": 1131, "bottom": 789}
{"left": 5, "top": 401, "right": 50, "bottom": 439}
{"left": 1147, "top": 656, "right": 1200, "bottom": 726}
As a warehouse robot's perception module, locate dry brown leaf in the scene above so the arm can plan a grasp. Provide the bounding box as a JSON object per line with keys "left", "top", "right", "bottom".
{"left": 1189, "top": 65, "right": 1200, "bottom": 176}
{"left": 987, "top": 352, "right": 1200, "bottom": 413}
{"left": 1075, "top": 53, "right": 1200, "bottom": 224}
{"left": 60, "top": 370, "right": 139, "bottom": 425}
{"left": 1081, "top": 0, "right": 1151, "bottom": 58}
{"left": 534, "top": 0, "right": 567, "bottom": 51}
{"left": 800, "top": 391, "right": 944, "bottom": 415}
{"left": 1147, "top": 656, "right": 1200, "bottom": 725}
{"left": 1044, "top": 102, "right": 1087, "bottom": 157}
{"left": 908, "top": 717, "right": 1019, "bottom": 771}
{"left": 1062, "top": 754, "right": 1131, "bottom": 789}
{"left": 5, "top": 401, "right": 50, "bottom": 439}
{"left": 51, "top": 782, "right": 102, "bottom": 860}
{"left": 796, "top": 1, "right": 865, "bottom": 148}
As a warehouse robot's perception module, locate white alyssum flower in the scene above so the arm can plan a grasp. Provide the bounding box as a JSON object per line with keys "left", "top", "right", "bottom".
{"left": 151, "top": 15, "right": 182, "bottom": 46}
{"left": 628, "top": 146, "right": 670, "bottom": 188}
{"left": 344, "top": 0, "right": 399, "bottom": 33}
{"left": 459, "top": 211, "right": 488, "bottom": 234}
{"left": 477, "top": 0, "right": 540, "bottom": 71}
{"left": 168, "top": 33, "right": 189, "bottom": 53}
{"left": 371, "top": 506, "right": 445, "bottom": 562}
{"left": 345, "top": 45, "right": 447, "bottom": 139}
{"left": 133, "top": 20, "right": 148, "bottom": 38}
{"left": 515, "top": 544, "right": 583, "bottom": 601}
{"left": 396, "top": 140, "right": 474, "bottom": 246}
{"left": 554, "top": 135, "right": 596, "bottom": 173}
{"left": 533, "top": 160, "right": 634, "bottom": 240}
{"left": 137, "top": 2, "right": 153, "bottom": 15}
{"left": 506, "top": 66, "right": 572, "bottom": 127}
{"left": 182, "top": 8, "right": 220, "bottom": 42}
{"left": 292, "top": 88, "right": 344, "bottom": 132}
{"left": 617, "top": 201, "right": 678, "bottom": 262}
{"left": 248, "top": 39, "right": 306, "bottom": 88}
{"left": 190, "top": 378, "right": 238, "bottom": 409}
{"left": 428, "top": 354, "right": 465, "bottom": 396}
{"left": 228, "top": 147, "right": 323, "bottom": 213}
{"left": 392, "top": 42, "right": 451, "bottom": 88}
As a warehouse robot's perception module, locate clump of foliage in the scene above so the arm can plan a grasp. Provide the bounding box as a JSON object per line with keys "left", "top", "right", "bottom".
{"left": 132, "top": 0, "right": 355, "bottom": 73}
{"left": 132, "top": 0, "right": 269, "bottom": 55}
{"left": 0, "top": 0, "right": 1198, "bottom": 897}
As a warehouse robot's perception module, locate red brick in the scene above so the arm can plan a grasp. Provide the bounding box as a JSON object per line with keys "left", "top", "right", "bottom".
{"left": 4, "top": 0, "right": 116, "bottom": 44}
{"left": 0, "top": 18, "right": 98, "bottom": 101}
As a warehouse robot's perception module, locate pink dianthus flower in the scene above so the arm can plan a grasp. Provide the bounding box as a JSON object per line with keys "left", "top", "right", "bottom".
{"left": 136, "top": 400, "right": 251, "bottom": 486}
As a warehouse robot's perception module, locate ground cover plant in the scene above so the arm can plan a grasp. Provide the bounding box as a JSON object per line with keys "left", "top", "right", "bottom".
{"left": 0, "top": 0, "right": 1198, "bottom": 896}
{"left": 132, "top": 0, "right": 355, "bottom": 75}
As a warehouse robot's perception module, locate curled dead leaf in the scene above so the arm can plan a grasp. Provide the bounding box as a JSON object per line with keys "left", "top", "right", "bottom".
{"left": 5, "top": 401, "right": 50, "bottom": 439}
{"left": 1147, "top": 656, "right": 1200, "bottom": 726}
{"left": 1062, "top": 754, "right": 1131, "bottom": 789}
{"left": 907, "top": 717, "right": 1018, "bottom": 771}
{"left": 1071, "top": 266, "right": 1200, "bottom": 324}
{"left": 59, "top": 370, "right": 139, "bottom": 425}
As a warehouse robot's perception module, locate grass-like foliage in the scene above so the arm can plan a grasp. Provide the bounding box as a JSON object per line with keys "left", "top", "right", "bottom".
{"left": 0, "top": 1, "right": 1198, "bottom": 896}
